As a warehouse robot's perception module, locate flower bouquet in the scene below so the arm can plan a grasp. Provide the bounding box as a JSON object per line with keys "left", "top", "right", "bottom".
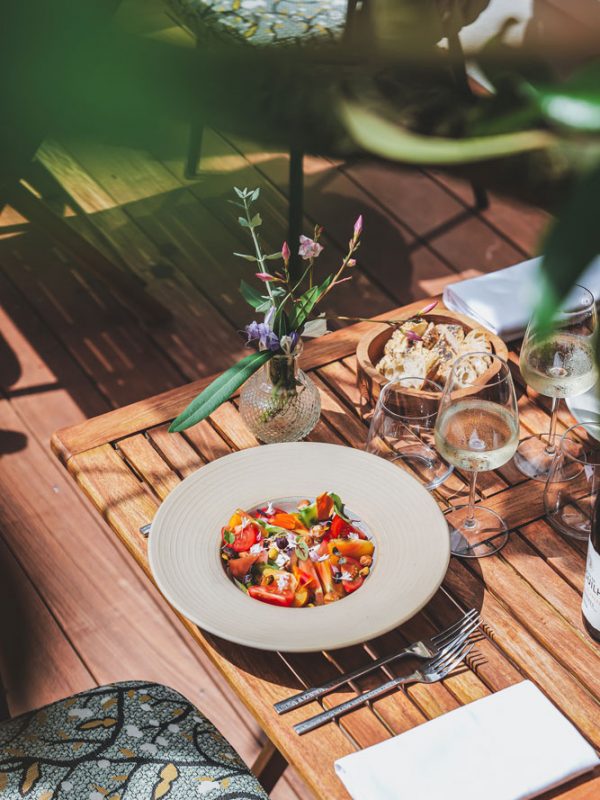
{"left": 169, "top": 187, "right": 362, "bottom": 441}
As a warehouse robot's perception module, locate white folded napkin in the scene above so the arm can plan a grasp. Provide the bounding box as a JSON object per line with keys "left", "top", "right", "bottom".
{"left": 334, "top": 681, "right": 599, "bottom": 800}
{"left": 443, "top": 256, "right": 600, "bottom": 341}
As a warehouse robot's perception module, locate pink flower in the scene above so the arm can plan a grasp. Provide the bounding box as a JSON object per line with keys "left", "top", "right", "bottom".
{"left": 281, "top": 241, "right": 290, "bottom": 263}
{"left": 405, "top": 330, "right": 423, "bottom": 342}
{"left": 347, "top": 258, "right": 356, "bottom": 267}
{"left": 256, "top": 272, "right": 275, "bottom": 282}
{"left": 298, "top": 235, "right": 324, "bottom": 260}
{"left": 353, "top": 214, "right": 363, "bottom": 239}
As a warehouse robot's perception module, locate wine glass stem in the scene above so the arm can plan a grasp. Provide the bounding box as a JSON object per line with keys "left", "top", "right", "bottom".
{"left": 545, "top": 398, "right": 561, "bottom": 456}
{"left": 465, "top": 471, "right": 478, "bottom": 529}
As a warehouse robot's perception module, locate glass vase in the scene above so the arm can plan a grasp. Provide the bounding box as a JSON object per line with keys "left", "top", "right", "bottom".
{"left": 239, "top": 343, "right": 321, "bottom": 443}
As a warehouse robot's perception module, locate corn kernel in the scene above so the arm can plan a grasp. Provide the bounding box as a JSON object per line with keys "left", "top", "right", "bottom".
{"left": 268, "top": 547, "right": 278, "bottom": 561}
{"left": 359, "top": 566, "right": 370, "bottom": 577}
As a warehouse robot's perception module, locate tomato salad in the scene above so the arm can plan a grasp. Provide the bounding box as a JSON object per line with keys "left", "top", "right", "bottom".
{"left": 220, "top": 492, "right": 374, "bottom": 607}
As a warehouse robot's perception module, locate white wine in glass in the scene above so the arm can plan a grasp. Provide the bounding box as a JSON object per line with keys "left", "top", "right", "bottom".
{"left": 435, "top": 353, "right": 519, "bottom": 557}
{"left": 515, "top": 285, "right": 597, "bottom": 482}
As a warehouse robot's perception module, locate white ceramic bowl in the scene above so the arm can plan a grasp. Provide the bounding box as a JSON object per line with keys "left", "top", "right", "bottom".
{"left": 149, "top": 442, "right": 450, "bottom": 652}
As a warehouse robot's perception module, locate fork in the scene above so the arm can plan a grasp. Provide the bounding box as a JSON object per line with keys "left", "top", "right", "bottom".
{"left": 294, "top": 638, "right": 475, "bottom": 735}
{"left": 275, "top": 608, "right": 479, "bottom": 715}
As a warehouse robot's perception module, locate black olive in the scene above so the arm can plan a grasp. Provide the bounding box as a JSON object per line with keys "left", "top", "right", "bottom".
{"left": 222, "top": 546, "right": 237, "bottom": 559}
{"left": 276, "top": 535, "right": 288, "bottom": 550}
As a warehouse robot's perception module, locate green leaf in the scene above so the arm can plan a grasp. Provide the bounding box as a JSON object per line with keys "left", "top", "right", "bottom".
{"left": 264, "top": 252, "right": 283, "bottom": 261}
{"left": 289, "top": 275, "right": 334, "bottom": 330}
{"left": 238, "top": 216, "right": 250, "bottom": 228}
{"left": 531, "top": 64, "right": 600, "bottom": 133}
{"left": 234, "top": 252, "right": 257, "bottom": 262}
{"left": 251, "top": 188, "right": 260, "bottom": 201}
{"left": 233, "top": 577, "right": 248, "bottom": 593}
{"left": 535, "top": 164, "right": 600, "bottom": 334}
{"left": 234, "top": 187, "right": 245, "bottom": 198}
{"left": 250, "top": 213, "right": 262, "bottom": 228}
{"left": 169, "top": 350, "right": 273, "bottom": 432}
{"left": 273, "top": 305, "right": 290, "bottom": 339}
{"left": 223, "top": 529, "right": 235, "bottom": 544}
{"left": 329, "top": 492, "right": 350, "bottom": 522}
{"left": 339, "top": 97, "right": 555, "bottom": 165}
{"left": 295, "top": 540, "right": 309, "bottom": 561}
{"left": 239, "top": 279, "right": 266, "bottom": 309}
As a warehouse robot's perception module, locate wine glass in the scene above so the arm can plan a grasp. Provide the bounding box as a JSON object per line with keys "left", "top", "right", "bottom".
{"left": 434, "top": 352, "right": 520, "bottom": 557}
{"left": 544, "top": 422, "right": 600, "bottom": 540}
{"left": 366, "top": 377, "right": 454, "bottom": 490}
{"left": 514, "top": 284, "right": 597, "bottom": 482}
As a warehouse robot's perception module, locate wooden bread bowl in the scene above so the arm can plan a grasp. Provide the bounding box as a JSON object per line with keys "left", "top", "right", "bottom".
{"left": 356, "top": 309, "right": 509, "bottom": 414}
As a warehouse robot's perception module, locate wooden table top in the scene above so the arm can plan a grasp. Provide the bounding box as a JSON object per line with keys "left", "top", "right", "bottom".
{"left": 52, "top": 300, "right": 600, "bottom": 800}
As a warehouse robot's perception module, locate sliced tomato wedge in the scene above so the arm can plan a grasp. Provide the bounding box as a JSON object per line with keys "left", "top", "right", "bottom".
{"left": 337, "top": 556, "right": 364, "bottom": 594}
{"left": 247, "top": 585, "right": 294, "bottom": 607}
{"left": 329, "top": 515, "right": 367, "bottom": 539}
{"left": 222, "top": 522, "right": 261, "bottom": 553}
{"left": 227, "top": 553, "right": 259, "bottom": 580}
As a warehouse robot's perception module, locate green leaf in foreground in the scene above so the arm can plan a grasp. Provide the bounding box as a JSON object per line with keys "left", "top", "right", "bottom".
{"left": 169, "top": 350, "right": 273, "bottom": 432}
{"left": 339, "top": 97, "right": 555, "bottom": 165}
{"left": 239, "top": 279, "right": 265, "bottom": 309}
{"left": 535, "top": 164, "right": 600, "bottom": 334}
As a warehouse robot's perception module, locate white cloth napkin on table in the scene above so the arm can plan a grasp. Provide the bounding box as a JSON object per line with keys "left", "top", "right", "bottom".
{"left": 334, "top": 681, "right": 599, "bottom": 800}
{"left": 443, "top": 256, "right": 600, "bottom": 341}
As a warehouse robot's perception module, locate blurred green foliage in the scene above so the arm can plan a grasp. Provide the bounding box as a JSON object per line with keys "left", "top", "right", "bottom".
{"left": 1, "top": 0, "right": 599, "bottom": 325}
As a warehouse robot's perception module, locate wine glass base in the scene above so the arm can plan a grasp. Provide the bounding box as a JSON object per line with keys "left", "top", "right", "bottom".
{"left": 513, "top": 433, "right": 558, "bottom": 482}
{"left": 391, "top": 449, "right": 454, "bottom": 491}
{"left": 445, "top": 505, "right": 509, "bottom": 558}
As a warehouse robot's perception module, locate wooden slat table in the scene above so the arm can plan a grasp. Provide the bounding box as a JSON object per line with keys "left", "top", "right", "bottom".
{"left": 52, "top": 301, "right": 600, "bottom": 800}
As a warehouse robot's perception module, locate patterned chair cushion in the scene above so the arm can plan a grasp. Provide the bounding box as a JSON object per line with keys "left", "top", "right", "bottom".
{"left": 0, "top": 681, "right": 269, "bottom": 799}
{"left": 166, "top": 0, "right": 349, "bottom": 45}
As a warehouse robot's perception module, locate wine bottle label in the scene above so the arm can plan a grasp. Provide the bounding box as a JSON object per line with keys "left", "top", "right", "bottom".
{"left": 582, "top": 540, "right": 600, "bottom": 628}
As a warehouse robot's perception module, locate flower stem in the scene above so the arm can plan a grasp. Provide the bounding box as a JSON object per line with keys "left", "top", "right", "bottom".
{"left": 243, "top": 195, "right": 274, "bottom": 304}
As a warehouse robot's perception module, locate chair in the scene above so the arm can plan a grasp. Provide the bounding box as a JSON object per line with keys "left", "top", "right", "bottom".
{"left": 165, "top": 0, "right": 487, "bottom": 272}
{"left": 0, "top": 681, "right": 272, "bottom": 798}
{"left": 165, "top": 0, "right": 357, "bottom": 276}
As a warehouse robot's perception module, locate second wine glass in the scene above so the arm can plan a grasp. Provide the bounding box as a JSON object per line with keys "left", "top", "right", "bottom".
{"left": 434, "top": 352, "right": 520, "bottom": 557}
{"left": 514, "top": 284, "right": 597, "bottom": 481}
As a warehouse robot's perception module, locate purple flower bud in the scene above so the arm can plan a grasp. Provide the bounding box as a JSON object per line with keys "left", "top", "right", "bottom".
{"left": 353, "top": 214, "right": 363, "bottom": 239}
{"left": 418, "top": 300, "right": 438, "bottom": 316}
{"left": 282, "top": 241, "right": 290, "bottom": 263}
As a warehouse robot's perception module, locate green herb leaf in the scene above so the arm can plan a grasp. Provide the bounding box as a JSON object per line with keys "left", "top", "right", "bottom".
{"left": 234, "top": 253, "right": 258, "bottom": 262}
{"left": 223, "top": 529, "right": 235, "bottom": 545}
{"left": 251, "top": 188, "right": 260, "bottom": 201}
{"left": 239, "top": 279, "right": 266, "bottom": 309}
{"left": 234, "top": 187, "right": 245, "bottom": 199}
{"left": 250, "top": 213, "right": 262, "bottom": 228}
{"left": 264, "top": 252, "right": 283, "bottom": 260}
{"left": 233, "top": 578, "right": 249, "bottom": 593}
{"left": 295, "top": 540, "right": 309, "bottom": 561}
{"left": 238, "top": 216, "right": 250, "bottom": 228}
{"left": 169, "top": 350, "right": 274, "bottom": 432}
{"left": 329, "top": 492, "right": 350, "bottom": 522}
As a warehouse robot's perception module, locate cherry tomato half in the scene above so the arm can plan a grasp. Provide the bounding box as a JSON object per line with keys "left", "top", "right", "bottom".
{"left": 222, "top": 522, "right": 261, "bottom": 553}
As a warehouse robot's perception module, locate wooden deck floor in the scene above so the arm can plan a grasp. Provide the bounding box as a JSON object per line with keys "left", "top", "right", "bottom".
{"left": 0, "top": 8, "right": 551, "bottom": 797}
